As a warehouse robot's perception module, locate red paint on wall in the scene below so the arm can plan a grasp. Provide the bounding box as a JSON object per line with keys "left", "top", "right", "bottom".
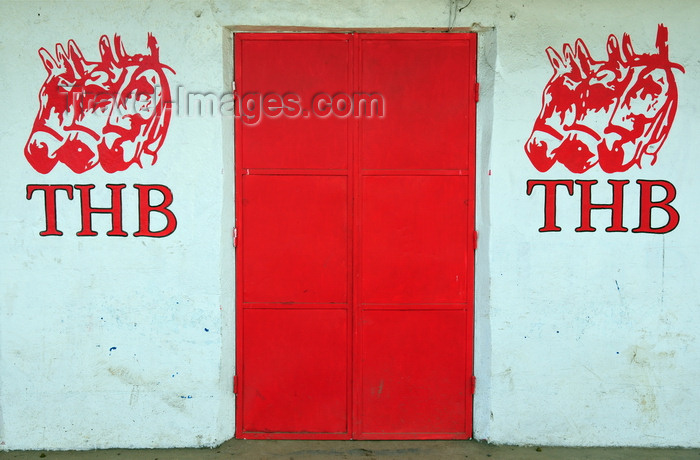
{"left": 525, "top": 24, "right": 684, "bottom": 173}
{"left": 24, "top": 34, "right": 174, "bottom": 174}
{"left": 26, "top": 184, "right": 177, "bottom": 237}
{"left": 526, "top": 179, "right": 680, "bottom": 233}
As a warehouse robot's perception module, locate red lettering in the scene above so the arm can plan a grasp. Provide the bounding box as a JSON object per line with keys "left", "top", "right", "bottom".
{"left": 26, "top": 184, "right": 74, "bottom": 236}
{"left": 75, "top": 184, "right": 127, "bottom": 236}
{"left": 133, "top": 184, "right": 177, "bottom": 237}
{"left": 575, "top": 179, "right": 629, "bottom": 232}
{"left": 633, "top": 180, "right": 680, "bottom": 233}
{"left": 526, "top": 180, "right": 574, "bottom": 232}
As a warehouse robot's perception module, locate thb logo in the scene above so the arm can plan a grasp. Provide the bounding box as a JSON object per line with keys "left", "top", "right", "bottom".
{"left": 26, "top": 184, "right": 176, "bottom": 237}
{"left": 526, "top": 179, "right": 679, "bottom": 234}
{"left": 24, "top": 35, "right": 177, "bottom": 238}
{"left": 25, "top": 34, "right": 173, "bottom": 174}
{"left": 525, "top": 24, "right": 683, "bottom": 173}
{"left": 525, "top": 25, "right": 683, "bottom": 233}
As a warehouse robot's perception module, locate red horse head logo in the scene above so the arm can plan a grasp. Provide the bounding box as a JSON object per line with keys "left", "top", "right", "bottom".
{"left": 25, "top": 34, "right": 174, "bottom": 174}
{"left": 525, "top": 24, "right": 684, "bottom": 173}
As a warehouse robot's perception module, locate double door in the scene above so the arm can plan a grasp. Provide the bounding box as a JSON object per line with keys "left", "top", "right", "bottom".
{"left": 235, "top": 32, "right": 476, "bottom": 439}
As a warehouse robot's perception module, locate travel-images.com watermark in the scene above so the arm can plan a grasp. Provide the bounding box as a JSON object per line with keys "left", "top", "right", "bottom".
{"left": 181, "top": 89, "right": 386, "bottom": 124}
{"left": 57, "top": 84, "right": 386, "bottom": 126}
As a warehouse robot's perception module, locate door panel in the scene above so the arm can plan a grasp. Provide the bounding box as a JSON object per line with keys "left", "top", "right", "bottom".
{"left": 242, "top": 175, "right": 348, "bottom": 304}
{"left": 237, "top": 36, "right": 351, "bottom": 170}
{"left": 359, "top": 175, "right": 470, "bottom": 305}
{"left": 236, "top": 34, "right": 353, "bottom": 439}
{"left": 359, "top": 37, "right": 472, "bottom": 171}
{"left": 359, "top": 310, "right": 468, "bottom": 436}
{"left": 242, "top": 309, "right": 348, "bottom": 434}
{"left": 353, "top": 34, "right": 475, "bottom": 439}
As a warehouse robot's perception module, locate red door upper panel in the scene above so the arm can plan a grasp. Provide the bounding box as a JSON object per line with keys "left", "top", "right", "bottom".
{"left": 237, "top": 35, "right": 352, "bottom": 170}
{"left": 359, "top": 36, "right": 473, "bottom": 171}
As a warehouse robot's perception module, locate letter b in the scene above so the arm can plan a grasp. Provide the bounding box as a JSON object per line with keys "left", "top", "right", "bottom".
{"left": 134, "top": 184, "right": 177, "bottom": 237}
{"left": 632, "top": 180, "right": 680, "bottom": 234}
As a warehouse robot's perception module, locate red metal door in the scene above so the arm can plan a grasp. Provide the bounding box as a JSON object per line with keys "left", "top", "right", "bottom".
{"left": 235, "top": 33, "right": 476, "bottom": 440}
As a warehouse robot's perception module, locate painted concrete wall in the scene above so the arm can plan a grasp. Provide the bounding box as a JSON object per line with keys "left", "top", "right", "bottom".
{"left": 1, "top": 0, "right": 698, "bottom": 450}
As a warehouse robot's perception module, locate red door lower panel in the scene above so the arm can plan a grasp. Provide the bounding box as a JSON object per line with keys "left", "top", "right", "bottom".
{"left": 242, "top": 309, "right": 348, "bottom": 434}
{"left": 359, "top": 310, "right": 468, "bottom": 437}
{"left": 359, "top": 175, "right": 470, "bottom": 305}
{"left": 241, "top": 175, "right": 349, "bottom": 304}
{"left": 235, "top": 32, "right": 476, "bottom": 440}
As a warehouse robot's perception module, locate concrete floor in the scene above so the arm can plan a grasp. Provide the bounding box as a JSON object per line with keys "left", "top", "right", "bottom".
{"left": 2, "top": 440, "right": 700, "bottom": 460}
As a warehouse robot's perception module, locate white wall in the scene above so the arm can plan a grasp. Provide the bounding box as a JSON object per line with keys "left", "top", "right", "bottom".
{"left": 0, "top": 0, "right": 236, "bottom": 449}
{"left": 483, "top": 0, "right": 700, "bottom": 447}
{"left": 1, "top": 0, "right": 698, "bottom": 450}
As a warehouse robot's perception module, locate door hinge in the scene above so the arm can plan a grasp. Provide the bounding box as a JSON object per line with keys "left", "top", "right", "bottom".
{"left": 475, "top": 82, "right": 480, "bottom": 103}
{"left": 233, "top": 375, "right": 239, "bottom": 394}
{"left": 233, "top": 227, "right": 238, "bottom": 248}
{"left": 232, "top": 80, "right": 238, "bottom": 100}
{"left": 471, "top": 375, "right": 477, "bottom": 395}
{"left": 473, "top": 230, "right": 478, "bottom": 250}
